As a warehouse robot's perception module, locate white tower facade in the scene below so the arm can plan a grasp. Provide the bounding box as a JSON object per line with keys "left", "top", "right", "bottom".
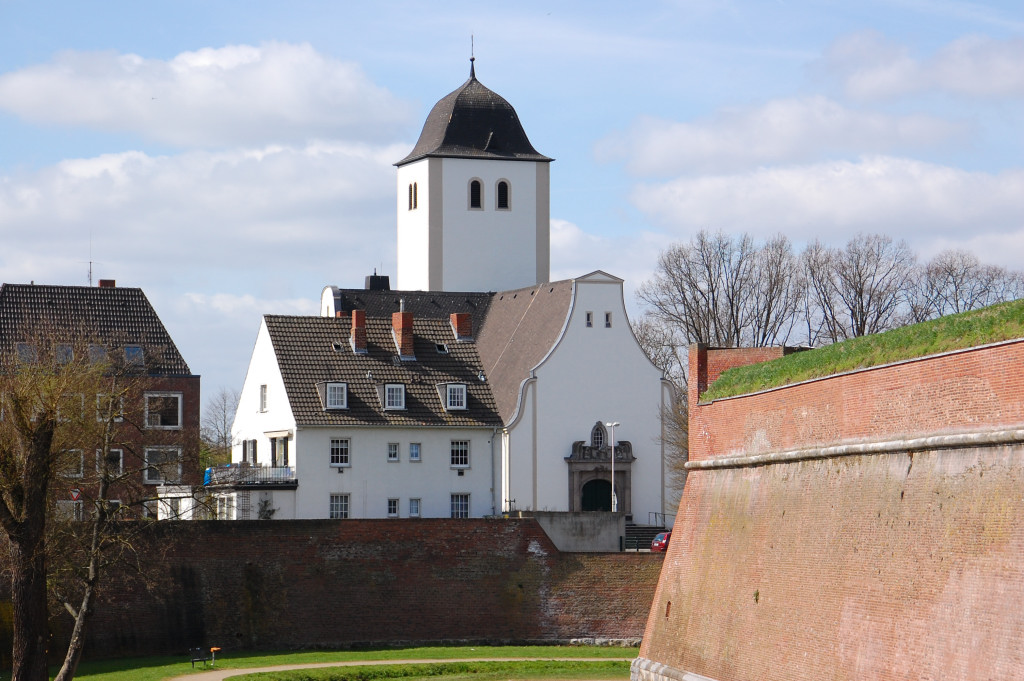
{"left": 396, "top": 61, "right": 552, "bottom": 292}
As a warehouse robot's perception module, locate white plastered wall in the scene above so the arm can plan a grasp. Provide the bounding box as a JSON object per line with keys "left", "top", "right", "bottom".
{"left": 503, "top": 273, "right": 668, "bottom": 521}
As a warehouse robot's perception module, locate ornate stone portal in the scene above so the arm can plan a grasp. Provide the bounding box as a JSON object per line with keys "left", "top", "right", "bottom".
{"left": 566, "top": 421, "right": 635, "bottom": 514}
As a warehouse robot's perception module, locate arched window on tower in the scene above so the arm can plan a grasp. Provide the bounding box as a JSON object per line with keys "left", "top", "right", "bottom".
{"left": 591, "top": 423, "right": 606, "bottom": 448}
{"left": 469, "top": 179, "right": 483, "bottom": 209}
{"left": 496, "top": 180, "right": 510, "bottom": 210}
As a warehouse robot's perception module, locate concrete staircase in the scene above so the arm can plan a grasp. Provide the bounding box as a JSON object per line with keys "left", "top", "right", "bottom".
{"left": 625, "top": 523, "right": 666, "bottom": 551}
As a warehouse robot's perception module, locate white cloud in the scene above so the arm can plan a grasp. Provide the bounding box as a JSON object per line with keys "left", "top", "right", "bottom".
{"left": 597, "top": 96, "right": 962, "bottom": 175}
{"left": 825, "top": 31, "right": 1024, "bottom": 100}
{"left": 0, "top": 42, "right": 413, "bottom": 147}
{"left": 630, "top": 155, "right": 1024, "bottom": 269}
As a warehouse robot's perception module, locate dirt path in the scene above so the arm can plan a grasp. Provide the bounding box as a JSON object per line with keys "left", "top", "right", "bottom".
{"left": 169, "top": 656, "right": 635, "bottom": 681}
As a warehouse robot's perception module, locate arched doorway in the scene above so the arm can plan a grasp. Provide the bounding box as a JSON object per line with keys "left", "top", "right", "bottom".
{"left": 581, "top": 479, "right": 612, "bottom": 512}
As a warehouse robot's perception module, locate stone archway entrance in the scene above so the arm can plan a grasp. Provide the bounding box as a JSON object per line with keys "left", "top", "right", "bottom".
{"left": 581, "top": 479, "right": 612, "bottom": 511}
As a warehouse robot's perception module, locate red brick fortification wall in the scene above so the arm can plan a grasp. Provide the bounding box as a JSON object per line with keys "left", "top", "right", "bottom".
{"left": 690, "top": 339, "right": 1024, "bottom": 461}
{"left": 636, "top": 445, "right": 1024, "bottom": 681}
{"left": 634, "top": 339, "right": 1024, "bottom": 681}
{"left": 45, "top": 518, "right": 660, "bottom": 661}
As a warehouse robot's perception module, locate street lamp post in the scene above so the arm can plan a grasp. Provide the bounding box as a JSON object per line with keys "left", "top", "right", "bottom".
{"left": 605, "top": 421, "right": 620, "bottom": 513}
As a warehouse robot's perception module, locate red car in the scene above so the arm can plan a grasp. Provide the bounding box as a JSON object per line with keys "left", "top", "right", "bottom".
{"left": 651, "top": 531, "right": 671, "bottom": 552}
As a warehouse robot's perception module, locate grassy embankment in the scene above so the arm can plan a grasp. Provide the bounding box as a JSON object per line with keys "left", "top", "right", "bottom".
{"left": 67, "top": 645, "right": 636, "bottom": 681}
{"left": 702, "top": 299, "right": 1024, "bottom": 401}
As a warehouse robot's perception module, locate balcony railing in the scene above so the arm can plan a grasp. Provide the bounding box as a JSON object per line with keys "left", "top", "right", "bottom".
{"left": 204, "top": 464, "right": 297, "bottom": 488}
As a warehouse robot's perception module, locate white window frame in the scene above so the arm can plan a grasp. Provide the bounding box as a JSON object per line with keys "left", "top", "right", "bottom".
{"left": 495, "top": 179, "right": 511, "bottom": 210}
{"left": 56, "top": 500, "right": 84, "bottom": 522}
{"left": 330, "top": 438, "right": 350, "bottom": 467}
{"left": 326, "top": 382, "right": 347, "bottom": 409}
{"left": 329, "top": 493, "right": 350, "bottom": 519}
{"left": 387, "top": 498, "right": 399, "bottom": 517}
{"left": 450, "top": 440, "right": 470, "bottom": 469}
{"left": 145, "top": 392, "right": 183, "bottom": 430}
{"left": 409, "top": 498, "right": 421, "bottom": 517}
{"left": 409, "top": 443, "right": 421, "bottom": 462}
{"left": 144, "top": 447, "right": 182, "bottom": 485}
{"left": 96, "top": 394, "right": 124, "bottom": 422}
{"left": 387, "top": 442, "right": 399, "bottom": 462}
{"left": 385, "top": 384, "right": 405, "bottom": 410}
{"left": 468, "top": 178, "right": 483, "bottom": 210}
{"left": 451, "top": 493, "right": 470, "bottom": 519}
{"left": 96, "top": 448, "right": 124, "bottom": 477}
{"left": 446, "top": 383, "right": 467, "bottom": 411}
{"left": 259, "top": 384, "right": 268, "bottom": 412}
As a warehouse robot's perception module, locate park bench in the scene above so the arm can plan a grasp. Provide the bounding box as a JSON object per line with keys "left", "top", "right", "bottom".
{"left": 190, "top": 646, "right": 220, "bottom": 668}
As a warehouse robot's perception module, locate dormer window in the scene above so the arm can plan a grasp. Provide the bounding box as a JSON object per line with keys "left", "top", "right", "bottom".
{"left": 326, "top": 382, "right": 347, "bottom": 409}
{"left": 56, "top": 344, "right": 74, "bottom": 364}
{"left": 124, "top": 345, "right": 144, "bottom": 366}
{"left": 385, "top": 383, "right": 405, "bottom": 410}
{"left": 496, "top": 180, "right": 510, "bottom": 210}
{"left": 446, "top": 383, "right": 467, "bottom": 410}
{"left": 591, "top": 423, "right": 606, "bottom": 448}
{"left": 469, "top": 179, "right": 483, "bottom": 209}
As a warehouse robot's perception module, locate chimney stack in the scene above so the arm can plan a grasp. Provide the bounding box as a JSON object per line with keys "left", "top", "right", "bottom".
{"left": 392, "top": 309, "right": 415, "bottom": 359}
{"left": 450, "top": 313, "right": 473, "bottom": 340}
{"left": 350, "top": 310, "right": 367, "bottom": 354}
{"left": 98, "top": 279, "right": 116, "bottom": 288}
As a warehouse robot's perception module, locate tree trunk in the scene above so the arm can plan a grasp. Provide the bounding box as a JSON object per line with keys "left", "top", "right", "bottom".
{"left": 54, "top": 581, "right": 94, "bottom": 681}
{"left": 10, "top": 538, "right": 50, "bottom": 681}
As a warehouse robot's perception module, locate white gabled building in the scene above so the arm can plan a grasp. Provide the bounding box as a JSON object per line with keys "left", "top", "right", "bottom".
{"left": 226, "top": 60, "right": 672, "bottom": 524}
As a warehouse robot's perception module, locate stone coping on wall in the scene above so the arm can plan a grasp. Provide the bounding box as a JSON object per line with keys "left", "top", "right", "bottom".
{"left": 685, "top": 426, "right": 1024, "bottom": 471}
{"left": 631, "top": 657, "right": 719, "bottom": 681}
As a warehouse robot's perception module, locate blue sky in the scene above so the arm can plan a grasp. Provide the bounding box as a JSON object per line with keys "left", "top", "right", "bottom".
{"left": 1, "top": 0, "right": 1022, "bottom": 409}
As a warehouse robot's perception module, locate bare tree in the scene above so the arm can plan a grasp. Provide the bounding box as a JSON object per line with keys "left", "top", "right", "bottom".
{"left": 803, "top": 233, "right": 916, "bottom": 341}
{"left": 201, "top": 387, "right": 239, "bottom": 469}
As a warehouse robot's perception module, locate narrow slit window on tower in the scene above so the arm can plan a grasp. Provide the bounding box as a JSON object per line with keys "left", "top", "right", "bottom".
{"left": 408, "top": 182, "right": 418, "bottom": 210}
{"left": 496, "top": 180, "right": 510, "bottom": 209}
{"left": 469, "top": 179, "right": 482, "bottom": 209}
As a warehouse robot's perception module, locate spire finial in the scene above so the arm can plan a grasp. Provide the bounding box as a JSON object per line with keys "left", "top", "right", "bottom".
{"left": 470, "top": 35, "right": 476, "bottom": 78}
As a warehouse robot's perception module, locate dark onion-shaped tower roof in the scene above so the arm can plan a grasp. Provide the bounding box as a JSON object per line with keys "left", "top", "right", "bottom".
{"left": 396, "top": 59, "right": 552, "bottom": 166}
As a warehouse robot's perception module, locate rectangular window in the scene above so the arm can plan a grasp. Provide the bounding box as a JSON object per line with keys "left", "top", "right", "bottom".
{"left": 271, "top": 437, "right": 289, "bottom": 467}
{"left": 96, "top": 394, "right": 124, "bottom": 422}
{"left": 145, "top": 392, "right": 182, "bottom": 429}
{"left": 387, "top": 442, "right": 399, "bottom": 462}
{"left": 167, "top": 497, "right": 181, "bottom": 519}
{"left": 16, "top": 343, "right": 36, "bottom": 363}
{"left": 387, "top": 498, "right": 399, "bottom": 517}
{"left": 56, "top": 500, "right": 84, "bottom": 522}
{"left": 450, "top": 440, "right": 469, "bottom": 468}
{"left": 385, "top": 384, "right": 405, "bottom": 410}
{"left": 446, "top": 384, "right": 467, "bottom": 410}
{"left": 88, "top": 344, "right": 106, "bottom": 363}
{"left": 216, "top": 496, "right": 235, "bottom": 520}
{"left": 63, "top": 449, "right": 84, "bottom": 478}
{"left": 330, "top": 438, "right": 350, "bottom": 466}
{"left": 329, "top": 494, "right": 350, "bottom": 519}
{"left": 259, "top": 384, "right": 268, "bottom": 412}
{"left": 144, "top": 447, "right": 182, "bottom": 484}
{"left": 409, "top": 443, "right": 421, "bottom": 461}
{"left": 605, "top": 312, "right": 613, "bottom": 328}
{"left": 326, "top": 382, "right": 347, "bottom": 409}
{"left": 585, "top": 311, "right": 593, "bottom": 328}
{"left": 96, "top": 448, "right": 124, "bottom": 477}
{"left": 124, "top": 345, "right": 144, "bottom": 366}
{"left": 451, "top": 494, "right": 469, "bottom": 519}
{"left": 56, "top": 344, "right": 74, "bottom": 364}
{"left": 409, "top": 498, "right": 421, "bottom": 517}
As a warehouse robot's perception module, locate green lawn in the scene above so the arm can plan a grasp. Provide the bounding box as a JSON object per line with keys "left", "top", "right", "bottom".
{"left": 67, "top": 645, "right": 637, "bottom": 681}
{"left": 702, "top": 298, "right": 1024, "bottom": 401}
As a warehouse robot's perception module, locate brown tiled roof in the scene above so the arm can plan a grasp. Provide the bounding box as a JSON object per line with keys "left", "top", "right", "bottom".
{"left": 475, "top": 281, "right": 574, "bottom": 422}
{"left": 265, "top": 315, "right": 501, "bottom": 428}
{"left": 0, "top": 283, "right": 192, "bottom": 375}
{"left": 288, "top": 278, "right": 575, "bottom": 426}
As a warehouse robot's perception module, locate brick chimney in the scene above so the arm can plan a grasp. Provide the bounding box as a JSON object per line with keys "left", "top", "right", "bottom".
{"left": 392, "top": 303, "right": 415, "bottom": 359}
{"left": 98, "top": 279, "right": 116, "bottom": 288}
{"left": 450, "top": 313, "right": 472, "bottom": 340}
{"left": 350, "top": 309, "right": 367, "bottom": 354}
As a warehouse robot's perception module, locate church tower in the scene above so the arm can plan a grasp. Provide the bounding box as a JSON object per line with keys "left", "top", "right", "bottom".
{"left": 396, "top": 59, "right": 552, "bottom": 292}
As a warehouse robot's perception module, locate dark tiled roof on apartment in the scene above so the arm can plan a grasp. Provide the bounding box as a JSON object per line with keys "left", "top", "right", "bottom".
{"left": 265, "top": 315, "right": 501, "bottom": 428}
{"left": 0, "top": 283, "right": 192, "bottom": 375}
{"left": 324, "top": 287, "right": 495, "bottom": 319}
{"left": 396, "top": 63, "right": 552, "bottom": 166}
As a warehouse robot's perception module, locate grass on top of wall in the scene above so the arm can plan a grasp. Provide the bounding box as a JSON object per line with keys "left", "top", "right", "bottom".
{"left": 701, "top": 299, "right": 1024, "bottom": 402}
{"left": 240, "top": 659, "right": 631, "bottom": 681}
